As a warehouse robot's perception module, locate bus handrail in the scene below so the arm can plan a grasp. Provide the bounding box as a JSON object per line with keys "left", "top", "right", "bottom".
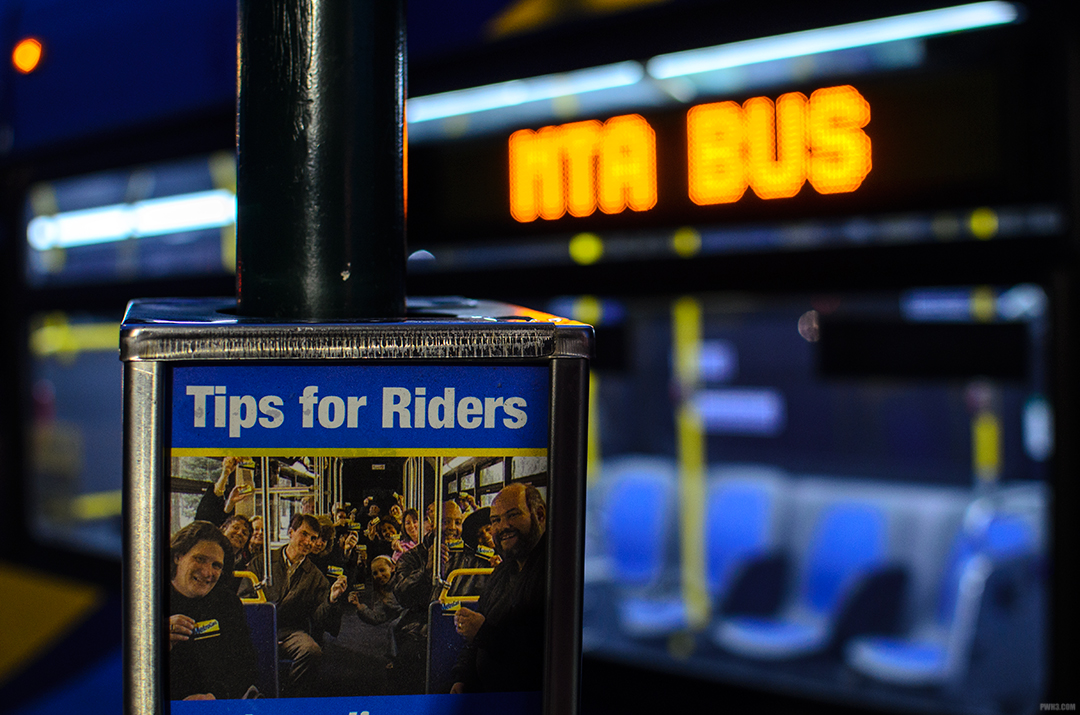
{"left": 438, "top": 567, "right": 494, "bottom": 606}
{"left": 236, "top": 570, "right": 266, "bottom": 604}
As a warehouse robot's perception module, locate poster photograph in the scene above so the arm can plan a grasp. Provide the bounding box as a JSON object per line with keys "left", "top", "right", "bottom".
{"left": 165, "top": 364, "right": 550, "bottom": 714}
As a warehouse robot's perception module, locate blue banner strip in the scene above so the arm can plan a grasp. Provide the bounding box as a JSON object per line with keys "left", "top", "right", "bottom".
{"left": 171, "top": 365, "right": 549, "bottom": 451}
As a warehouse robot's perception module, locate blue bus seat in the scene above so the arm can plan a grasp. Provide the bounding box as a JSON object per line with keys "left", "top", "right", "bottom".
{"left": 705, "top": 469, "right": 788, "bottom": 617}
{"left": 426, "top": 600, "right": 461, "bottom": 694}
{"left": 425, "top": 566, "right": 494, "bottom": 693}
{"left": 600, "top": 458, "right": 684, "bottom": 637}
{"left": 242, "top": 601, "right": 279, "bottom": 698}
{"left": 714, "top": 501, "right": 887, "bottom": 659}
{"left": 605, "top": 465, "right": 675, "bottom": 586}
{"left": 846, "top": 512, "right": 1039, "bottom": 688}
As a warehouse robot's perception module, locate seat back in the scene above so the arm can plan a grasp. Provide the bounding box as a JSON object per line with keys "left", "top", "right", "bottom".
{"left": 937, "top": 513, "right": 1036, "bottom": 626}
{"left": 243, "top": 601, "right": 279, "bottom": 698}
{"left": 800, "top": 502, "right": 886, "bottom": 615}
{"left": 705, "top": 481, "right": 772, "bottom": 597}
{"left": 426, "top": 565, "right": 495, "bottom": 693}
{"left": 983, "top": 515, "right": 1035, "bottom": 557}
{"left": 603, "top": 460, "right": 676, "bottom": 588}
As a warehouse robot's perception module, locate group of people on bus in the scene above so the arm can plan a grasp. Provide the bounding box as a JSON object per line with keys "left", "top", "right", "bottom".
{"left": 167, "top": 456, "right": 548, "bottom": 700}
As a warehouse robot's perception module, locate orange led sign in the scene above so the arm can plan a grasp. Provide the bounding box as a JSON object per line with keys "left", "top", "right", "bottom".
{"left": 689, "top": 85, "right": 871, "bottom": 204}
{"left": 509, "top": 85, "right": 870, "bottom": 222}
{"left": 509, "top": 114, "right": 657, "bottom": 222}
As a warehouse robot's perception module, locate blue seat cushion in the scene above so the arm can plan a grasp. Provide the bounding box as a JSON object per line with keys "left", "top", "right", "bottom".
{"left": 714, "top": 613, "right": 829, "bottom": 659}
{"left": 619, "top": 596, "right": 688, "bottom": 638}
{"left": 847, "top": 635, "right": 951, "bottom": 686}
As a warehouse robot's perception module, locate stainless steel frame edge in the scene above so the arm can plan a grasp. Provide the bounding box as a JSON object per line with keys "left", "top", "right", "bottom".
{"left": 119, "top": 299, "right": 591, "bottom": 362}
{"left": 124, "top": 360, "right": 165, "bottom": 715}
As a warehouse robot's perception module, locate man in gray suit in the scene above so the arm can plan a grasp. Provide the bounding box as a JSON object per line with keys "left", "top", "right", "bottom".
{"left": 242, "top": 513, "right": 347, "bottom": 697}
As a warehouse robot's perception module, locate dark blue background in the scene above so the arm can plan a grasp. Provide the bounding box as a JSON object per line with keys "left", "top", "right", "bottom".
{"left": 0, "top": 0, "right": 516, "bottom": 154}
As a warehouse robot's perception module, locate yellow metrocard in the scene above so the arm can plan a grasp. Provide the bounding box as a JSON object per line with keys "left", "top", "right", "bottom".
{"left": 191, "top": 619, "right": 220, "bottom": 640}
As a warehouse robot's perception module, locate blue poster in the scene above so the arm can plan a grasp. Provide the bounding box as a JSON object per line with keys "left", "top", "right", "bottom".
{"left": 171, "top": 365, "right": 549, "bottom": 452}
{"left": 166, "top": 364, "right": 551, "bottom": 712}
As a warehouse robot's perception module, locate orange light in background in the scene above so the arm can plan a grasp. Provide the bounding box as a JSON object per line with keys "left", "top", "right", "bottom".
{"left": 597, "top": 114, "right": 656, "bottom": 214}
{"left": 509, "top": 114, "right": 656, "bottom": 222}
{"left": 509, "top": 126, "right": 566, "bottom": 221}
{"left": 562, "top": 120, "right": 603, "bottom": 217}
{"left": 13, "top": 37, "right": 44, "bottom": 74}
{"left": 807, "top": 85, "right": 871, "bottom": 194}
{"left": 512, "top": 85, "right": 870, "bottom": 220}
{"left": 687, "top": 101, "right": 746, "bottom": 205}
{"left": 746, "top": 92, "right": 807, "bottom": 199}
{"left": 689, "top": 85, "right": 870, "bottom": 205}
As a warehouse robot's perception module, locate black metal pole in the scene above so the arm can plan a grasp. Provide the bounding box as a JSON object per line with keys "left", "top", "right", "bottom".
{"left": 236, "top": 0, "right": 407, "bottom": 319}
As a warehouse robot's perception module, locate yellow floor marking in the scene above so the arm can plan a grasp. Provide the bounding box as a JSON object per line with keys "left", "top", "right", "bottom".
{"left": 0, "top": 562, "right": 102, "bottom": 686}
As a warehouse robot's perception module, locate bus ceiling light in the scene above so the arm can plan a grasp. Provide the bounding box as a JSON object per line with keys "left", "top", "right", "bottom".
{"left": 646, "top": 1, "right": 1019, "bottom": 79}
{"left": 404, "top": 2, "right": 1014, "bottom": 128}
{"left": 407, "top": 61, "right": 644, "bottom": 123}
{"left": 27, "top": 189, "right": 236, "bottom": 251}
{"left": 12, "top": 37, "right": 43, "bottom": 74}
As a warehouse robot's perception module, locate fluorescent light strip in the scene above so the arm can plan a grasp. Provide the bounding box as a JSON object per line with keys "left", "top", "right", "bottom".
{"left": 406, "top": 61, "right": 644, "bottom": 123}
{"left": 28, "top": 189, "right": 236, "bottom": 251}
{"left": 647, "top": 1, "right": 1018, "bottom": 79}
{"left": 900, "top": 288, "right": 979, "bottom": 322}
{"left": 693, "top": 388, "right": 786, "bottom": 435}
{"left": 405, "top": 2, "right": 1015, "bottom": 123}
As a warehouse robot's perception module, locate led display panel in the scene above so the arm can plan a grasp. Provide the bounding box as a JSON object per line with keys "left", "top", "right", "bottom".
{"left": 405, "top": 16, "right": 1067, "bottom": 276}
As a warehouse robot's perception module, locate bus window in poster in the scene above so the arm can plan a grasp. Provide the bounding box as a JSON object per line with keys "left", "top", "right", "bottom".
{"left": 166, "top": 364, "right": 550, "bottom": 715}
